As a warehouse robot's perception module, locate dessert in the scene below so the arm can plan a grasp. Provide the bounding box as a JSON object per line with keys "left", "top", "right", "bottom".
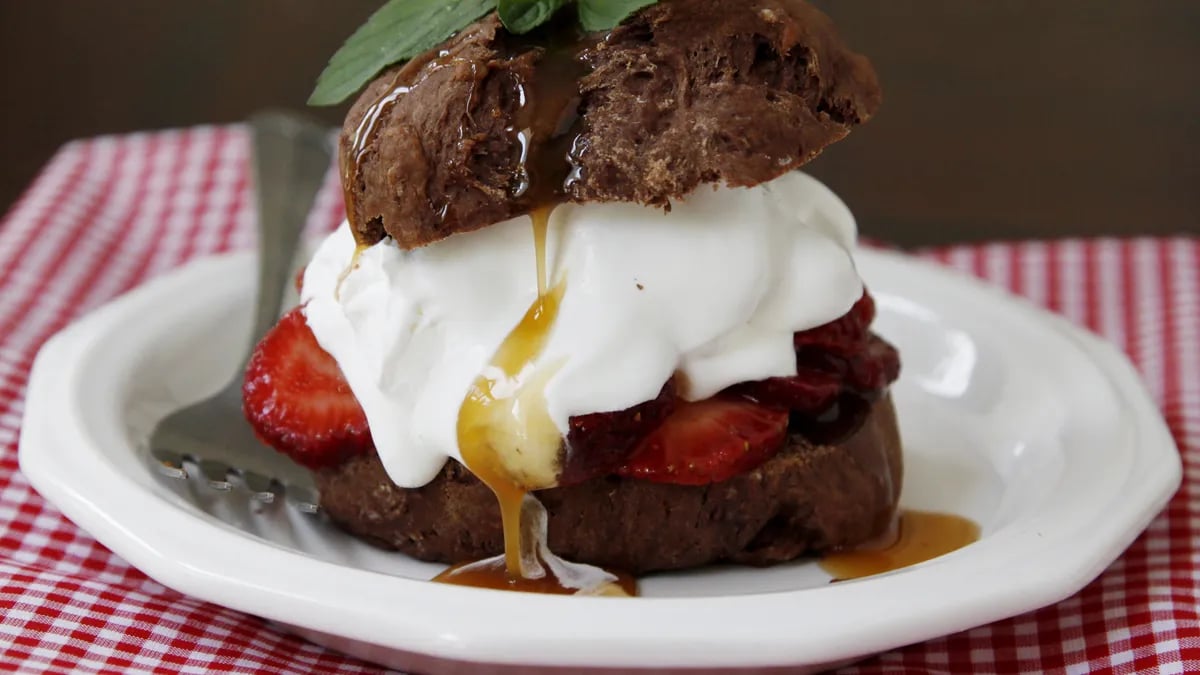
{"left": 244, "top": 0, "right": 900, "bottom": 593}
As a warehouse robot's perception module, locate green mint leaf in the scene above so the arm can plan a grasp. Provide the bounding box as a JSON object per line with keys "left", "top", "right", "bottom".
{"left": 308, "top": 0, "right": 496, "bottom": 106}
{"left": 498, "top": 0, "right": 569, "bottom": 34}
{"left": 577, "top": 0, "right": 658, "bottom": 32}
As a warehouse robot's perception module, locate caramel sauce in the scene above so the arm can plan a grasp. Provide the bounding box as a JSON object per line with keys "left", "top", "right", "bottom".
{"left": 820, "top": 510, "right": 980, "bottom": 581}
{"left": 433, "top": 492, "right": 636, "bottom": 596}
{"left": 329, "top": 17, "right": 611, "bottom": 594}
{"left": 454, "top": 261, "right": 564, "bottom": 574}
{"left": 434, "top": 493, "right": 635, "bottom": 596}
{"left": 339, "top": 17, "right": 594, "bottom": 246}
{"left": 531, "top": 207, "right": 550, "bottom": 297}
{"left": 504, "top": 25, "right": 592, "bottom": 208}
{"left": 334, "top": 243, "right": 369, "bottom": 300}
{"left": 435, "top": 557, "right": 637, "bottom": 596}
{"left": 397, "top": 22, "right": 630, "bottom": 596}
{"left": 439, "top": 207, "right": 633, "bottom": 595}
{"left": 340, "top": 49, "right": 467, "bottom": 244}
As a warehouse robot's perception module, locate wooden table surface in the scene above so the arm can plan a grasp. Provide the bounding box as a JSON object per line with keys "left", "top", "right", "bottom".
{"left": 2, "top": 1, "right": 1197, "bottom": 245}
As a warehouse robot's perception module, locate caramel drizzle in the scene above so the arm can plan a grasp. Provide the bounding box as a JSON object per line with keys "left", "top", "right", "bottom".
{"left": 340, "top": 19, "right": 594, "bottom": 246}
{"left": 453, "top": 208, "right": 561, "bottom": 574}
{"left": 434, "top": 490, "right": 636, "bottom": 595}
{"left": 340, "top": 49, "right": 468, "bottom": 244}
{"left": 504, "top": 28, "right": 591, "bottom": 208}
{"left": 438, "top": 207, "right": 637, "bottom": 595}
{"left": 436, "top": 556, "right": 636, "bottom": 596}
{"left": 453, "top": 257, "right": 561, "bottom": 571}
{"left": 438, "top": 207, "right": 629, "bottom": 595}
{"left": 339, "top": 22, "right": 624, "bottom": 594}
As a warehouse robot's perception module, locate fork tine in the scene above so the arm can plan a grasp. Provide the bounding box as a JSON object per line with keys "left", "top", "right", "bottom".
{"left": 238, "top": 469, "right": 281, "bottom": 503}
{"left": 286, "top": 485, "right": 322, "bottom": 514}
{"left": 148, "top": 446, "right": 324, "bottom": 514}
{"left": 150, "top": 448, "right": 188, "bottom": 480}
{"left": 143, "top": 112, "right": 331, "bottom": 518}
{"left": 195, "top": 458, "right": 235, "bottom": 490}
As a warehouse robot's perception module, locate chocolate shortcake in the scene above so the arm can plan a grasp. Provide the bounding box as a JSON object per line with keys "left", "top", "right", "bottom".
{"left": 243, "top": 0, "right": 899, "bottom": 593}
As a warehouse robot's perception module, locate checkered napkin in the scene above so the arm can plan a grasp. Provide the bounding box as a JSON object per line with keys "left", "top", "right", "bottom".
{"left": 0, "top": 127, "right": 1196, "bottom": 674}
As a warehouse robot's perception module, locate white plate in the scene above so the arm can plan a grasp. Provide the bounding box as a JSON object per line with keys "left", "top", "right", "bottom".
{"left": 19, "top": 249, "right": 1180, "bottom": 673}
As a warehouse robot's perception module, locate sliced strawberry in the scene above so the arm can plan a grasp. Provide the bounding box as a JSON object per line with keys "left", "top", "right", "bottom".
{"left": 793, "top": 292, "right": 875, "bottom": 355}
{"left": 728, "top": 291, "right": 899, "bottom": 414}
{"left": 561, "top": 380, "right": 677, "bottom": 486}
{"left": 616, "top": 398, "right": 789, "bottom": 486}
{"left": 242, "top": 307, "right": 371, "bottom": 469}
{"left": 845, "top": 336, "right": 901, "bottom": 393}
{"left": 724, "top": 367, "right": 842, "bottom": 413}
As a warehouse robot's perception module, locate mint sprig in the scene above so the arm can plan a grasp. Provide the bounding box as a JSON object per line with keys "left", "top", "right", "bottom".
{"left": 498, "top": 0, "right": 570, "bottom": 34}
{"left": 308, "top": 0, "right": 496, "bottom": 106}
{"left": 309, "top": 0, "right": 661, "bottom": 107}
{"left": 578, "top": 0, "right": 659, "bottom": 32}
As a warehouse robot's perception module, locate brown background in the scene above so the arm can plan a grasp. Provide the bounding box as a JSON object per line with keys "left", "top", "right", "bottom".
{"left": 2, "top": 1, "right": 1197, "bottom": 246}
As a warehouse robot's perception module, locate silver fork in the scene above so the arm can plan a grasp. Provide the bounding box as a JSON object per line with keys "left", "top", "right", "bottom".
{"left": 148, "top": 111, "right": 333, "bottom": 512}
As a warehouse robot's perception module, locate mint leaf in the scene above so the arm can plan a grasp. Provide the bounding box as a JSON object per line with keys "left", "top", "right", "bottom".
{"left": 309, "top": 0, "right": 664, "bottom": 105}
{"left": 577, "top": 0, "right": 658, "bottom": 32}
{"left": 498, "top": 0, "right": 570, "bottom": 34}
{"left": 308, "top": 0, "right": 497, "bottom": 106}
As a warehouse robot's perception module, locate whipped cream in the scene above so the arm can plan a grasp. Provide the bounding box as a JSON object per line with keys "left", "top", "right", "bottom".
{"left": 302, "top": 172, "right": 864, "bottom": 488}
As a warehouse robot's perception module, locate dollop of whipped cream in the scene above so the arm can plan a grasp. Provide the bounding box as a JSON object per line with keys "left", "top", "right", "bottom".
{"left": 302, "top": 172, "right": 864, "bottom": 488}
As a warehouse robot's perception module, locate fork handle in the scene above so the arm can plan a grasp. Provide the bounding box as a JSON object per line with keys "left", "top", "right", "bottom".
{"left": 246, "top": 111, "right": 334, "bottom": 359}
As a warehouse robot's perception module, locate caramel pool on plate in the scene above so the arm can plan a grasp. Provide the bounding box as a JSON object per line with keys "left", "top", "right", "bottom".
{"left": 435, "top": 557, "right": 637, "bottom": 596}
{"left": 820, "top": 510, "right": 980, "bottom": 581}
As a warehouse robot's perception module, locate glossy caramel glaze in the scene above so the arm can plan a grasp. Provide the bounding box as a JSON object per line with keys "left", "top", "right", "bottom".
{"left": 341, "top": 49, "right": 457, "bottom": 244}
{"left": 502, "top": 21, "right": 592, "bottom": 209}
{"left": 435, "top": 555, "right": 637, "bottom": 596}
{"left": 454, "top": 209, "right": 562, "bottom": 576}
{"left": 445, "top": 207, "right": 630, "bottom": 596}
{"left": 820, "top": 510, "right": 980, "bottom": 581}
{"left": 342, "top": 19, "right": 593, "bottom": 245}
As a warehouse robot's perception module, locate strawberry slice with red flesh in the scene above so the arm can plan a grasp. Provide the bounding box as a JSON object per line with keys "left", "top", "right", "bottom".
{"left": 792, "top": 292, "right": 876, "bottom": 355}
{"left": 561, "top": 380, "right": 677, "bottom": 486}
{"left": 616, "top": 398, "right": 790, "bottom": 486}
{"left": 242, "top": 307, "right": 371, "bottom": 469}
{"left": 731, "top": 292, "right": 897, "bottom": 411}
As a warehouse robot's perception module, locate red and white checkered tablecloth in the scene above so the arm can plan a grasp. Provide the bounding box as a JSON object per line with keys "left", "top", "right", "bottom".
{"left": 0, "top": 126, "right": 1196, "bottom": 674}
